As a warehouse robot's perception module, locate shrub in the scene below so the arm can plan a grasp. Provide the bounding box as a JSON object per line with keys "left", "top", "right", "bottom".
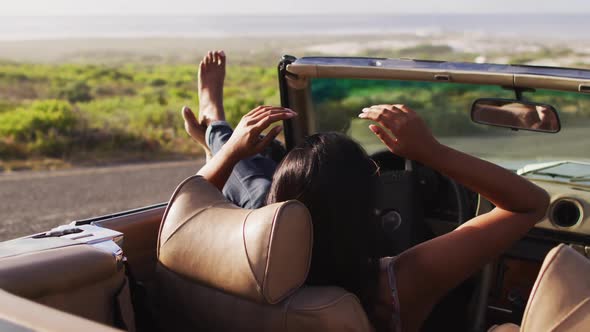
{"left": 0, "top": 100, "right": 76, "bottom": 141}
{"left": 150, "top": 78, "right": 167, "bottom": 87}
{"left": 57, "top": 81, "right": 93, "bottom": 103}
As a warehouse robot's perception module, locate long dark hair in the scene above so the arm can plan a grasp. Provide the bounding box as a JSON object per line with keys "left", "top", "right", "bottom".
{"left": 267, "top": 132, "right": 381, "bottom": 313}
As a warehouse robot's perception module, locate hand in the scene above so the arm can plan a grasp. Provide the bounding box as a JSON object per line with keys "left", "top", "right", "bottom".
{"left": 358, "top": 104, "right": 440, "bottom": 163}
{"left": 534, "top": 105, "right": 559, "bottom": 131}
{"left": 222, "top": 105, "right": 296, "bottom": 161}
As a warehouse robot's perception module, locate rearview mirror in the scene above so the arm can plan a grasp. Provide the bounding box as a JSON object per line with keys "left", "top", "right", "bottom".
{"left": 471, "top": 98, "right": 560, "bottom": 133}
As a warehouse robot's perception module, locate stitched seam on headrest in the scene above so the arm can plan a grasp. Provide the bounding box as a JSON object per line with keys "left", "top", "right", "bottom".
{"left": 157, "top": 175, "right": 200, "bottom": 257}
{"left": 264, "top": 201, "right": 313, "bottom": 304}
{"left": 242, "top": 209, "right": 264, "bottom": 294}
{"left": 283, "top": 201, "right": 313, "bottom": 301}
{"left": 521, "top": 244, "right": 566, "bottom": 330}
{"left": 161, "top": 201, "right": 230, "bottom": 248}
{"left": 261, "top": 202, "right": 285, "bottom": 304}
{"left": 549, "top": 297, "right": 590, "bottom": 331}
{"left": 160, "top": 206, "right": 207, "bottom": 247}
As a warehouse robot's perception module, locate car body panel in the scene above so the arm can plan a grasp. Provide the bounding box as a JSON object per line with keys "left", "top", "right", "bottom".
{"left": 287, "top": 57, "right": 590, "bottom": 92}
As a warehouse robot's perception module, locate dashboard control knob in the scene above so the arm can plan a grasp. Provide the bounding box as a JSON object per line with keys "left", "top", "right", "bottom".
{"left": 381, "top": 210, "right": 403, "bottom": 233}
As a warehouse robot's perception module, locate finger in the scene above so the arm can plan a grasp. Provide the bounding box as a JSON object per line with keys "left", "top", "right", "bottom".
{"left": 369, "top": 125, "right": 398, "bottom": 153}
{"left": 254, "top": 112, "right": 296, "bottom": 130}
{"left": 251, "top": 106, "right": 293, "bottom": 119}
{"left": 362, "top": 105, "right": 402, "bottom": 115}
{"left": 392, "top": 104, "right": 413, "bottom": 114}
{"left": 363, "top": 104, "right": 396, "bottom": 112}
{"left": 251, "top": 107, "right": 295, "bottom": 122}
{"left": 358, "top": 108, "right": 401, "bottom": 126}
{"left": 257, "top": 125, "right": 283, "bottom": 150}
{"left": 248, "top": 105, "right": 275, "bottom": 118}
{"left": 245, "top": 105, "right": 267, "bottom": 117}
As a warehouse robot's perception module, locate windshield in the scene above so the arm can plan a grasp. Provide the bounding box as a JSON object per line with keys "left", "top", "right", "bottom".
{"left": 310, "top": 78, "right": 590, "bottom": 176}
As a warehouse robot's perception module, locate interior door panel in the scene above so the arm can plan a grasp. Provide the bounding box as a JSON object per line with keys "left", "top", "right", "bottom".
{"left": 0, "top": 244, "right": 126, "bottom": 326}
{"left": 93, "top": 206, "right": 165, "bottom": 282}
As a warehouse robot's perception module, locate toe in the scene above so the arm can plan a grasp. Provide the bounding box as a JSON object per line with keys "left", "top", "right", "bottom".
{"left": 214, "top": 51, "right": 221, "bottom": 65}
{"left": 182, "top": 106, "right": 198, "bottom": 124}
{"left": 181, "top": 106, "right": 191, "bottom": 121}
{"left": 206, "top": 51, "right": 213, "bottom": 64}
{"left": 219, "top": 50, "right": 226, "bottom": 64}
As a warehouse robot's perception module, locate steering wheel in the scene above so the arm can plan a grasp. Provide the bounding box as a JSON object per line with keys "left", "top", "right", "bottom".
{"left": 371, "top": 150, "right": 486, "bottom": 331}
{"left": 371, "top": 150, "right": 472, "bottom": 255}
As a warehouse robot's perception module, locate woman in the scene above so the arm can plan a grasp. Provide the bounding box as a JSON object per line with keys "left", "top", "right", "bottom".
{"left": 189, "top": 51, "right": 549, "bottom": 331}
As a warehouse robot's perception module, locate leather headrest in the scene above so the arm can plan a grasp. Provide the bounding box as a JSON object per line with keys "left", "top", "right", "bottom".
{"left": 158, "top": 175, "right": 313, "bottom": 304}
{"left": 521, "top": 244, "right": 590, "bottom": 331}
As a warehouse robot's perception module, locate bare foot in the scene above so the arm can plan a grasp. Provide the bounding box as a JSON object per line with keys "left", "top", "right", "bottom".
{"left": 198, "top": 50, "right": 226, "bottom": 127}
{"left": 182, "top": 106, "right": 212, "bottom": 160}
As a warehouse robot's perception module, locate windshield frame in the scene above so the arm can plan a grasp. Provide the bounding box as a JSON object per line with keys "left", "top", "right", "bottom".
{"left": 287, "top": 56, "right": 590, "bottom": 94}
{"left": 280, "top": 56, "right": 590, "bottom": 166}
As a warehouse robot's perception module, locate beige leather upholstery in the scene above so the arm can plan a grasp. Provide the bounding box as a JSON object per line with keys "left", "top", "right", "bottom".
{"left": 488, "top": 323, "right": 519, "bottom": 332}
{"left": 0, "top": 245, "right": 126, "bottom": 326}
{"left": 521, "top": 244, "right": 590, "bottom": 331}
{"left": 155, "top": 175, "right": 372, "bottom": 331}
{"left": 491, "top": 244, "right": 590, "bottom": 332}
{"left": 0, "top": 289, "right": 121, "bottom": 332}
{"left": 158, "top": 175, "right": 313, "bottom": 304}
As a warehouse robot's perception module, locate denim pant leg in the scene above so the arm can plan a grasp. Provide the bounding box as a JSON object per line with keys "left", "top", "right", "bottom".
{"left": 205, "top": 121, "right": 277, "bottom": 209}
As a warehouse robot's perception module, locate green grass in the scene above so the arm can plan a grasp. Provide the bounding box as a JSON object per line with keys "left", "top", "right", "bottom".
{"left": 2, "top": 58, "right": 590, "bottom": 170}
{"left": 0, "top": 63, "right": 280, "bottom": 167}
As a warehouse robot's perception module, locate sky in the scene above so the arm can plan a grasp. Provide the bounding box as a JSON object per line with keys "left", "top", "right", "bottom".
{"left": 2, "top": 0, "right": 590, "bottom": 15}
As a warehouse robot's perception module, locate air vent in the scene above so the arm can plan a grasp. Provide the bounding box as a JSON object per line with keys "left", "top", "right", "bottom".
{"left": 550, "top": 199, "right": 583, "bottom": 228}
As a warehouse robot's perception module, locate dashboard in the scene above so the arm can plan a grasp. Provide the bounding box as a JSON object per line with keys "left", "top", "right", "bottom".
{"left": 531, "top": 179, "right": 590, "bottom": 235}
{"left": 371, "top": 150, "right": 590, "bottom": 328}
{"left": 372, "top": 150, "right": 590, "bottom": 238}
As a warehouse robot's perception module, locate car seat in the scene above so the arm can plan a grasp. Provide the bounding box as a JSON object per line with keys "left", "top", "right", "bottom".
{"left": 489, "top": 243, "right": 590, "bottom": 331}
{"left": 153, "top": 175, "right": 373, "bottom": 331}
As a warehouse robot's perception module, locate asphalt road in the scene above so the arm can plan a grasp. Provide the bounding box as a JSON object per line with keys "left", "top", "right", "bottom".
{"left": 0, "top": 160, "right": 204, "bottom": 241}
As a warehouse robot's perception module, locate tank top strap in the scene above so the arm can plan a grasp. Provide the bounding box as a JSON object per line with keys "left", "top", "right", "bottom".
{"left": 380, "top": 256, "right": 402, "bottom": 332}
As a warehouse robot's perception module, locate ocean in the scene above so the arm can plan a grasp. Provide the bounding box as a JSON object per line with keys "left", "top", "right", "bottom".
{"left": 0, "top": 14, "right": 587, "bottom": 41}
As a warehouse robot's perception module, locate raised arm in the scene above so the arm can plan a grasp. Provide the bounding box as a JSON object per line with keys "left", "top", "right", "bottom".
{"left": 197, "top": 106, "right": 296, "bottom": 190}
{"left": 360, "top": 104, "right": 549, "bottom": 331}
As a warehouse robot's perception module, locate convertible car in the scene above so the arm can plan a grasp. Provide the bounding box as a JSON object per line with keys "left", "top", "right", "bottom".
{"left": 0, "top": 56, "right": 589, "bottom": 332}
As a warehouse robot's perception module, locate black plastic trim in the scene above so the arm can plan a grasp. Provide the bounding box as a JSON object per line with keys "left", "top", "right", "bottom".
{"left": 527, "top": 227, "right": 590, "bottom": 245}
{"left": 73, "top": 202, "right": 167, "bottom": 225}
{"left": 278, "top": 55, "right": 297, "bottom": 151}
